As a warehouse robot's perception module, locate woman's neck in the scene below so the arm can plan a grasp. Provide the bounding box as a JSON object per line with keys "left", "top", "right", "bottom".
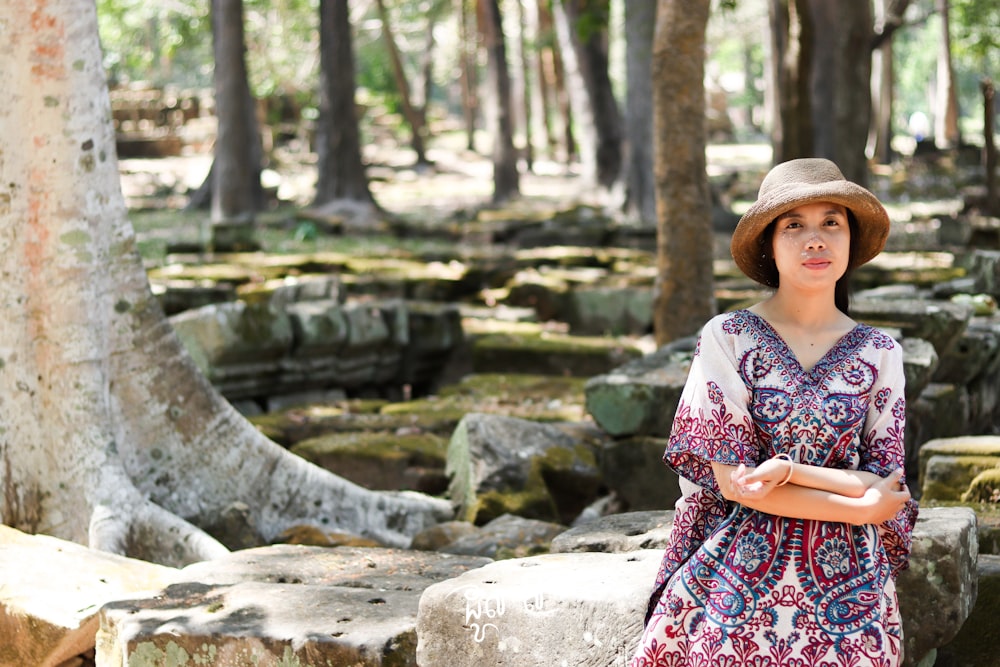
{"left": 752, "top": 288, "right": 848, "bottom": 331}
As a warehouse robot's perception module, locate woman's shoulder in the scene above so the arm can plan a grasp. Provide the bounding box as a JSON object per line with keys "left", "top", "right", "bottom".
{"left": 854, "top": 323, "right": 902, "bottom": 354}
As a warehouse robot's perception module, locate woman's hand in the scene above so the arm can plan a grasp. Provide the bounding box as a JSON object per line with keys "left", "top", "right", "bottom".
{"left": 859, "top": 468, "right": 911, "bottom": 525}
{"left": 730, "top": 457, "right": 793, "bottom": 500}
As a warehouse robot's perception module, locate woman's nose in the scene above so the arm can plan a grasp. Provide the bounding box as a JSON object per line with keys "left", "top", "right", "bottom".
{"left": 805, "top": 232, "right": 826, "bottom": 249}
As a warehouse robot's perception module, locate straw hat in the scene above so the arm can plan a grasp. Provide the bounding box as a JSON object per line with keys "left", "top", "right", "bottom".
{"left": 730, "top": 158, "right": 890, "bottom": 287}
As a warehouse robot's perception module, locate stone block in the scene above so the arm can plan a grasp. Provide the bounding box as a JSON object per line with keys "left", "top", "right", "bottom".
{"left": 896, "top": 506, "right": 979, "bottom": 666}
{"left": 416, "top": 550, "right": 661, "bottom": 666}
{"left": 853, "top": 297, "right": 972, "bottom": 359}
{"left": 918, "top": 435, "right": 1000, "bottom": 492}
{"left": 97, "top": 545, "right": 491, "bottom": 667}
{"left": 934, "top": 554, "right": 1000, "bottom": 666}
{"left": 446, "top": 413, "right": 604, "bottom": 526}
{"left": 584, "top": 339, "right": 695, "bottom": 438}
{"left": 597, "top": 436, "right": 682, "bottom": 510}
{"left": 921, "top": 454, "right": 1000, "bottom": 501}
{"left": 0, "top": 525, "right": 177, "bottom": 667}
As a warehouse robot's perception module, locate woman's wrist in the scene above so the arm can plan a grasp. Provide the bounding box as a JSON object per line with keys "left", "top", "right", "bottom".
{"left": 773, "top": 454, "right": 794, "bottom": 487}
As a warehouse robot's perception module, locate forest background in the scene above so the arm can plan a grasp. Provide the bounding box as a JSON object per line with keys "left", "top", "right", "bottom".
{"left": 0, "top": 0, "right": 997, "bottom": 569}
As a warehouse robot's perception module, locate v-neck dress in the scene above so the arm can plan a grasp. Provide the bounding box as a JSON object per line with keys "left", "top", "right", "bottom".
{"left": 631, "top": 310, "right": 918, "bottom": 667}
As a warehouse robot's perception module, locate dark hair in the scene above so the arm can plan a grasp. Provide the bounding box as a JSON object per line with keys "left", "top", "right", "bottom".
{"left": 756, "top": 211, "right": 860, "bottom": 316}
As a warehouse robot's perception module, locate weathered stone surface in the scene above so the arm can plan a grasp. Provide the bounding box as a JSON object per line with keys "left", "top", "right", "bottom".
{"left": 921, "top": 454, "right": 1000, "bottom": 501}
{"left": 917, "top": 435, "right": 1000, "bottom": 492}
{"left": 853, "top": 297, "right": 973, "bottom": 358}
{"left": 471, "top": 330, "right": 644, "bottom": 378}
{"left": 97, "top": 545, "right": 492, "bottom": 667}
{"left": 416, "top": 549, "right": 661, "bottom": 666}
{"left": 171, "top": 299, "right": 464, "bottom": 401}
{"left": 907, "top": 383, "right": 972, "bottom": 487}
{"left": 0, "top": 525, "right": 177, "bottom": 667}
{"left": 597, "top": 436, "right": 682, "bottom": 511}
{"left": 550, "top": 510, "right": 674, "bottom": 554}
{"left": 896, "top": 506, "right": 979, "bottom": 666}
{"left": 446, "top": 413, "right": 604, "bottom": 525}
{"left": 441, "top": 514, "right": 567, "bottom": 559}
{"left": 963, "top": 467, "right": 1000, "bottom": 502}
{"left": 97, "top": 581, "right": 420, "bottom": 667}
{"left": 584, "top": 338, "right": 695, "bottom": 438}
{"left": 562, "top": 285, "right": 655, "bottom": 336}
{"left": 900, "top": 337, "right": 939, "bottom": 401}
{"left": 175, "top": 544, "right": 491, "bottom": 590}
{"left": 291, "top": 429, "right": 450, "bottom": 495}
{"left": 935, "top": 554, "right": 1000, "bottom": 667}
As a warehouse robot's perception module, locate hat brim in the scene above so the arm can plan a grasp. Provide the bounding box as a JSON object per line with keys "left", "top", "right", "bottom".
{"left": 731, "top": 181, "right": 890, "bottom": 287}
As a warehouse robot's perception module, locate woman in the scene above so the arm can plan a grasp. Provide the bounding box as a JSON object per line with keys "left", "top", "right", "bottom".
{"left": 631, "top": 158, "right": 918, "bottom": 667}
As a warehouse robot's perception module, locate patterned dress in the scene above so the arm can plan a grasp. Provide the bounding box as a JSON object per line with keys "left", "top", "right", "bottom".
{"left": 631, "top": 310, "right": 918, "bottom": 667}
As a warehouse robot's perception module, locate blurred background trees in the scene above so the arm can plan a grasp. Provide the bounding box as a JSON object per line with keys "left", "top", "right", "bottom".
{"left": 95, "top": 0, "right": 998, "bottom": 338}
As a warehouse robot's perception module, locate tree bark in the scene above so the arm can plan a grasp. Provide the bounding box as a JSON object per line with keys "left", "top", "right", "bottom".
{"left": 769, "top": 0, "right": 814, "bottom": 164}
{"left": 807, "top": 0, "right": 873, "bottom": 185}
{"left": 554, "top": 0, "right": 622, "bottom": 190}
{"left": 870, "top": 0, "right": 912, "bottom": 165}
{"left": 313, "top": 0, "right": 376, "bottom": 207}
{"left": 623, "top": 0, "right": 657, "bottom": 226}
{"left": 457, "top": 0, "right": 479, "bottom": 152}
{"left": 984, "top": 78, "right": 998, "bottom": 214}
{"left": 375, "top": 0, "right": 430, "bottom": 165}
{"left": 651, "top": 0, "right": 715, "bottom": 344}
{"left": 935, "top": 0, "right": 962, "bottom": 149}
{"left": 537, "top": 0, "right": 573, "bottom": 163}
{"left": 0, "top": 0, "right": 449, "bottom": 567}
{"left": 479, "top": 0, "right": 521, "bottom": 202}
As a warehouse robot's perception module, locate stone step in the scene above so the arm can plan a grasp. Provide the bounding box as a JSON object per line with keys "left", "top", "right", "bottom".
{"left": 918, "top": 435, "right": 1000, "bottom": 499}
{"left": 96, "top": 544, "right": 490, "bottom": 667}
{"left": 0, "top": 525, "right": 177, "bottom": 667}
{"left": 416, "top": 506, "right": 978, "bottom": 667}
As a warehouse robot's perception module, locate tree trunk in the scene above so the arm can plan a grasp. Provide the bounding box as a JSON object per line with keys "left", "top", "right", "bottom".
{"left": 537, "top": 0, "right": 573, "bottom": 163}
{"left": 313, "top": 0, "right": 376, "bottom": 207}
{"left": 651, "top": 0, "right": 715, "bottom": 345}
{"left": 479, "top": 0, "right": 521, "bottom": 202}
{"left": 554, "top": 0, "right": 622, "bottom": 190}
{"left": 870, "top": 0, "right": 912, "bottom": 165}
{"left": 984, "top": 78, "right": 998, "bottom": 214}
{"left": 0, "top": 0, "right": 449, "bottom": 567}
{"left": 935, "top": 0, "right": 962, "bottom": 149}
{"left": 201, "top": 0, "right": 264, "bottom": 250}
{"left": 515, "top": 0, "right": 535, "bottom": 172}
{"left": 457, "top": 0, "right": 479, "bottom": 152}
{"left": 375, "top": 0, "right": 430, "bottom": 165}
{"left": 552, "top": 0, "right": 595, "bottom": 181}
{"left": 807, "top": 0, "right": 873, "bottom": 185}
{"left": 623, "top": 0, "right": 657, "bottom": 226}
{"left": 769, "top": 0, "right": 814, "bottom": 164}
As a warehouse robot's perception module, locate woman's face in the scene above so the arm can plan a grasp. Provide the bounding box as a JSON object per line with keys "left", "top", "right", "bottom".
{"left": 771, "top": 201, "right": 851, "bottom": 291}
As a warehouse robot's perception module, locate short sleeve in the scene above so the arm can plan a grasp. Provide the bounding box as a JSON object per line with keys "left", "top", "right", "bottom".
{"left": 859, "top": 332, "right": 918, "bottom": 577}
{"left": 663, "top": 314, "right": 761, "bottom": 491}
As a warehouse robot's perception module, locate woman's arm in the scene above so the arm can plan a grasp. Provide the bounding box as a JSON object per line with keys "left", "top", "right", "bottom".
{"left": 712, "top": 461, "right": 910, "bottom": 525}
{"left": 731, "top": 456, "right": 882, "bottom": 498}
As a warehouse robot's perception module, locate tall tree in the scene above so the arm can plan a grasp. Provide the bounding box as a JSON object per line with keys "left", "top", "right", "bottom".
{"left": 769, "top": 0, "right": 874, "bottom": 185}
{"left": 313, "top": 0, "right": 376, "bottom": 208}
{"left": 553, "top": 0, "right": 622, "bottom": 190}
{"left": 623, "top": 0, "right": 657, "bottom": 225}
{"left": 479, "top": 0, "right": 520, "bottom": 202}
{"left": 934, "top": 0, "right": 962, "bottom": 148}
{"left": 374, "top": 0, "right": 431, "bottom": 165}
{"left": 870, "top": 0, "right": 913, "bottom": 165}
{"left": 211, "top": 0, "right": 262, "bottom": 251}
{"left": 651, "top": 0, "right": 715, "bottom": 344}
{"left": 769, "top": 0, "right": 814, "bottom": 164}
{"left": 456, "top": 0, "right": 479, "bottom": 152}
{"left": 0, "top": 0, "right": 448, "bottom": 567}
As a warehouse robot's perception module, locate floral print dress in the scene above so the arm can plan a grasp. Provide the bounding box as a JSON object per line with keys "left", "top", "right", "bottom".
{"left": 631, "top": 310, "right": 918, "bottom": 667}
